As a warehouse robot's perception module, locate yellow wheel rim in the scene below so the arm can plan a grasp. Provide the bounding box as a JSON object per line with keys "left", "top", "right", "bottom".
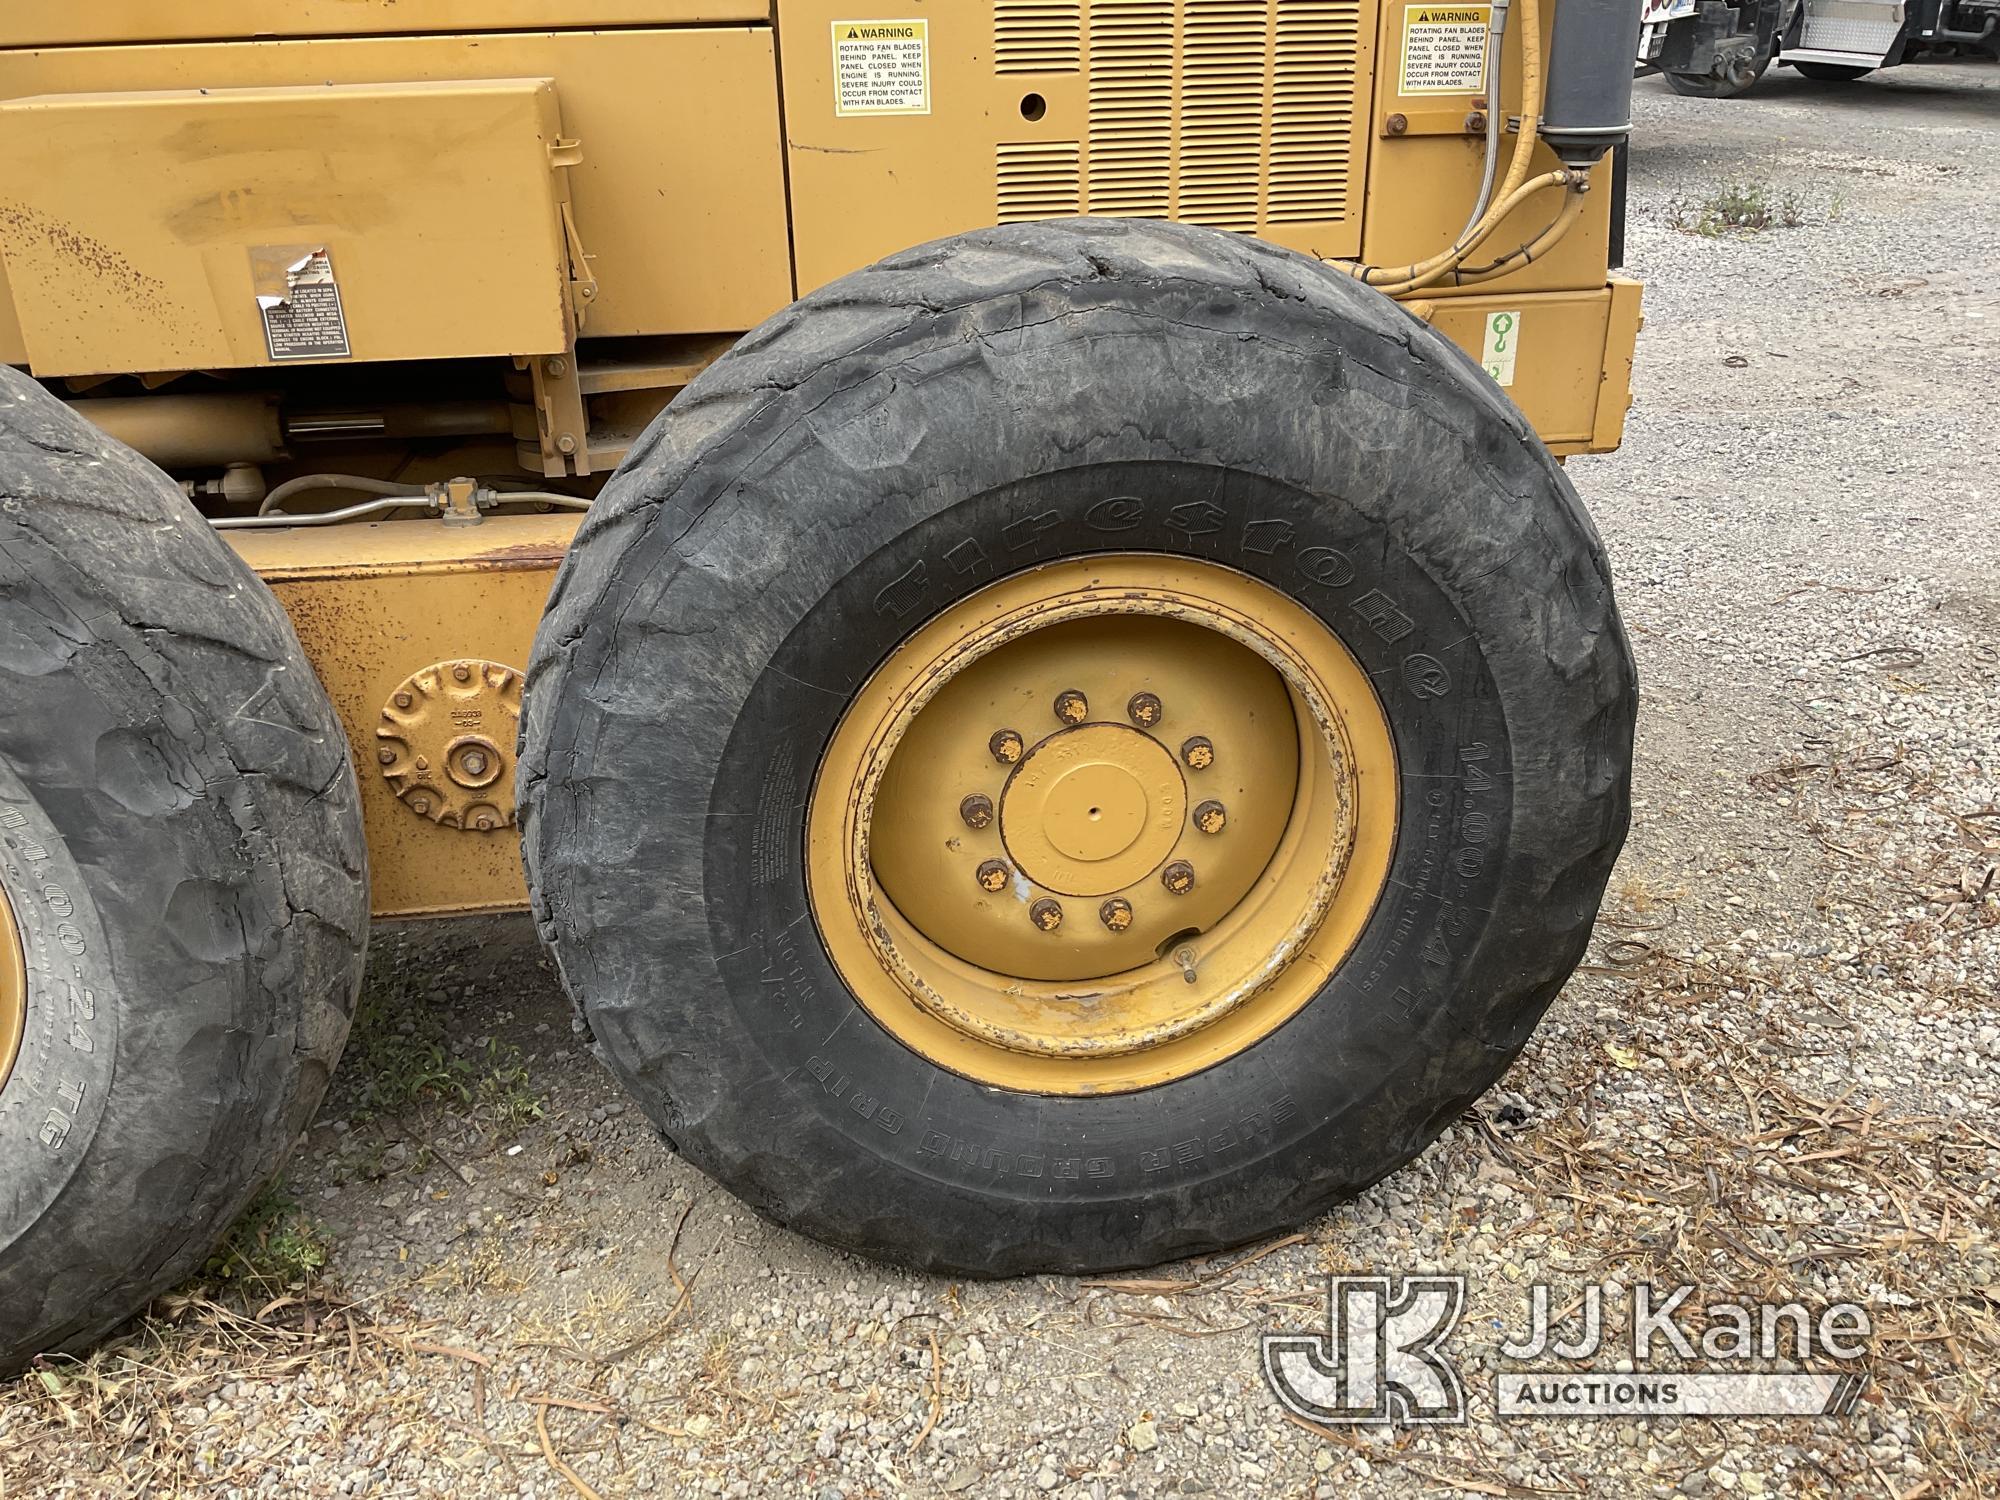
{"left": 0, "top": 879, "right": 25, "bottom": 1093}
{"left": 806, "top": 555, "right": 1397, "bottom": 1095}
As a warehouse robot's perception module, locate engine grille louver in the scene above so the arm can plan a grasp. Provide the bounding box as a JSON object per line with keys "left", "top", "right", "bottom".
{"left": 993, "top": 0, "right": 1363, "bottom": 232}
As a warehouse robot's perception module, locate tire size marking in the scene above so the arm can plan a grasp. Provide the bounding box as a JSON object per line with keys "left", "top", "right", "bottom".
{"left": 2, "top": 797, "right": 102, "bottom": 1153}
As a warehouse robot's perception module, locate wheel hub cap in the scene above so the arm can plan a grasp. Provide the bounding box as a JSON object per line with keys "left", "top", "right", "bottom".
{"left": 809, "top": 555, "right": 1397, "bottom": 1095}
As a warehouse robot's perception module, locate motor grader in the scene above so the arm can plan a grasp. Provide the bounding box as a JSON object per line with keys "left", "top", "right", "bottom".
{"left": 0, "top": 0, "right": 1644, "bottom": 1370}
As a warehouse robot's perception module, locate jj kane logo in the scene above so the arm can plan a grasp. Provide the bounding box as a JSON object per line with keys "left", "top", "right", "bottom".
{"left": 1263, "top": 1275, "right": 1869, "bottom": 1424}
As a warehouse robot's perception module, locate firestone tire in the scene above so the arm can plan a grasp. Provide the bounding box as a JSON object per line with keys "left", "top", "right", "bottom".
{"left": 0, "top": 369, "right": 368, "bottom": 1374}
{"left": 520, "top": 218, "right": 1635, "bottom": 1276}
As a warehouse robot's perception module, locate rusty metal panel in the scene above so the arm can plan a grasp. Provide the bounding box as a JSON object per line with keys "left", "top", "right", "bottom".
{"left": 226, "top": 514, "right": 580, "bottom": 919}
{"left": 0, "top": 2, "right": 769, "bottom": 48}
{"left": 0, "top": 28, "right": 793, "bottom": 362}
{"left": 0, "top": 78, "right": 574, "bottom": 376}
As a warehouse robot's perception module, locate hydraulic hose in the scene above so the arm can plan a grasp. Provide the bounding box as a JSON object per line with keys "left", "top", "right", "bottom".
{"left": 1327, "top": 0, "right": 1585, "bottom": 296}
{"left": 1456, "top": 0, "right": 1513, "bottom": 240}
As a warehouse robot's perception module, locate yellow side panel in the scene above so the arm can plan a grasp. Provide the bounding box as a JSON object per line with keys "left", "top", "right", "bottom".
{"left": 0, "top": 29, "right": 792, "bottom": 363}
{"left": 228, "top": 515, "right": 580, "bottom": 920}
{"left": 1420, "top": 287, "right": 1616, "bottom": 450}
{"left": 1361, "top": 0, "right": 1610, "bottom": 296}
{"left": 780, "top": 0, "right": 1381, "bottom": 298}
{"left": 0, "top": 3, "right": 767, "bottom": 48}
{"left": 0, "top": 79, "right": 573, "bottom": 377}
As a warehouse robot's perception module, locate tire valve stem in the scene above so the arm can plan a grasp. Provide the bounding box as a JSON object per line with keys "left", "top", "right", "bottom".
{"left": 1174, "top": 945, "right": 1199, "bottom": 985}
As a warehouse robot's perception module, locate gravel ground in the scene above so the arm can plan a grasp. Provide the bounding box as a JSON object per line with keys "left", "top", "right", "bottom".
{"left": 5, "top": 60, "right": 1999, "bottom": 1500}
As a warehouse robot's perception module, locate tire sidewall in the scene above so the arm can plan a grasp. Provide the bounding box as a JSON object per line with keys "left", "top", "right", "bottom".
{"left": 696, "top": 462, "right": 1514, "bottom": 1255}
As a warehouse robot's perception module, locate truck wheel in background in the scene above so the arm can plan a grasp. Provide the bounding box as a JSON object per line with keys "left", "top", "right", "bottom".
{"left": 0, "top": 370, "right": 369, "bottom": 1375}
{"left": 521, "top": 218, "right": 1636, "bottom": 1276}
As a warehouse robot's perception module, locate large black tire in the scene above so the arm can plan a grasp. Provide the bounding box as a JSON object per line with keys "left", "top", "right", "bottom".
{"left": 521, "top": 218, "right": 1635, "bottom": 1276}
{"left": 0, "top": 370, "right": 368, "bottom": 1373}
{"left": 1792, "top": 60, "right": 1874, "bottom": 80}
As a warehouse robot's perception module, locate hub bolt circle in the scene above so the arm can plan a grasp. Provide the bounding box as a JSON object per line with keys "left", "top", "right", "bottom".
{"left": 1099, "top": 898, "right": 1134, "bottom": 932}
{"left": 959, "top": 793, "right": 994, "bottom": 829}
{"left": 976, "top": 859, "right": 1011, "bottom": 893}
{"left": 1180, "top": 736, "right": 1215, "bottom": 771}
{"left": 989, "top": 729, "right": 1025, "bottom": 765}
{"left": 1030, "top": 898, "right": 1064, "bottom": 932}
{"left": 1126, "top": 692, "right": 1163, "bottom": 728}
{"left": 1193, "top": 800, "right": 1227, "bottom": 835}
{"left": 1161, "top": 860, "right": 1196, "bottom": 896}
{"left": 1053, "top": 689, "right": 1089, "bottom": 725}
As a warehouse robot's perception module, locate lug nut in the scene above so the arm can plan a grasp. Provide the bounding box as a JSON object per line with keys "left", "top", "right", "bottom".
{"left": 393, "top": 691, "right": 414, "bottom": 710}
{"left": 463, "top": 749, "right": 490, "bottom": 778}
{"left": 1053, "top": 689, "right": 1089, "bottom": 725}
{"left": 959, "top": 793, "right": 994, "bottom": 829}
{"left": 1126, "top": 691, "right": 1163, "bottom": 728}
{"left": 976, "top": 859, "right": 1011, "bottom": 893}
{"left": 1099, "top": 898, "right": 1134, "bottom": 932}
{"left": 377, "top": 747, "right": 397, "bottom": 765}
{"left": 1180, "top": 736, "right": 1215, "bottom": 771}
{"left": 1193, "top": 800, "right": 1227, "bottom": 835}
{"left": 1161, "top": 860, "right": 1196, "bottom": 895}
{"left": 452, "top": 663, "right": 472, "bottom": 683}
{"left": 474, "top": 813, "right": 496, "bottom": 832}
{"left": 1030, "top": 898, "right": 1064, "bottom": 932}
{"left": 989, "top": 729, "right": 1025, "bottom": 765}
{"left": 411, "top": 796, "right": 432, "bottom": 816}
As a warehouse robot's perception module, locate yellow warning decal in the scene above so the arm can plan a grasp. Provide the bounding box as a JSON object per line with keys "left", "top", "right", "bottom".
{"left": 833, "top": 19, "right": 931, "bottom": 116}
{"left": 1401, "top": 4, "right": 1491, "bottom": 95}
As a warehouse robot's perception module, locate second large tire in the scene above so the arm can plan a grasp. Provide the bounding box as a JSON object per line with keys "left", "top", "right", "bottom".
{"left": 521, "top": 219, "right": 1635, "bottom": 1276}
{"left": 0, "top": 370, "right": 369, "bottom": 1373}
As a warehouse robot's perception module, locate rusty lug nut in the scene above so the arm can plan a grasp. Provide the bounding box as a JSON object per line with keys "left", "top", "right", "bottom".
{"left": 1099, "top": 898, "right": 1134, "bottom": 932}
{"left": 1194, "top": 800, "right": 1228, "bottom": 835}
{"left": 976, "top": 859, "right": 1011, "bottom": 893}
{"left": 393, "top": 691, "right": 414, "bottom": 710}
{"left": 1127, "top": 691, "right": 1163, "bottom": 728}
{"left": 452, "top": 663, "right": 472, "bottom": 683}
{"left": 1161, "top": 860, "right": 1196, "bottom": 896}
{"left": 1180, "top": 735, "right": 1215, "bottom": 771}
{"left": 1053, "top": 689, "right": 1089, "bottom": 725}
{"left": 959, "top": 792, "right": 995, "bottom": 829}
{"left": 1030, "top": 898, "right": 1064, "bottom": 932}
{"left": 1386, "top": 112, "right": 1408, "bottom": 135}
{"left": 989, "top": 728, "right": 1025, "bottom": 765}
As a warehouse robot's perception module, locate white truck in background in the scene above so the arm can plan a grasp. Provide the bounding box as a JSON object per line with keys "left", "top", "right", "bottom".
{"left": 1639, "top": 0, "right": 1998, "bottom": 96}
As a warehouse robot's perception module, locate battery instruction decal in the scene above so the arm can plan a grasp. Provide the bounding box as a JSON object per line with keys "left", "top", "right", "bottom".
{"left": 251, "top": 245, "right": 351, "bottom": 362}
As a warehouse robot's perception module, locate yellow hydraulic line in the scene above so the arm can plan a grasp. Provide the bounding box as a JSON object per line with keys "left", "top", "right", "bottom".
{"left": 1328, "top": 0, "right": 1551, "bottom": 292}
{"left": 1365, "top": 171, "right": 1585, "bottom": 298}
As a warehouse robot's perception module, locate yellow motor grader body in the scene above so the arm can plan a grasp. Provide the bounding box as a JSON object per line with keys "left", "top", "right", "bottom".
{"left": 0, "top": 1, "right": 1641, "bottom": 919}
